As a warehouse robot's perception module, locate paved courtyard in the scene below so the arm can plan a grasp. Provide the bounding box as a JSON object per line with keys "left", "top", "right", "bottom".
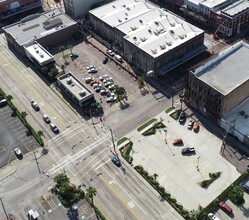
{"left": 118, "top": 107, "right": 240, "bottom": 210}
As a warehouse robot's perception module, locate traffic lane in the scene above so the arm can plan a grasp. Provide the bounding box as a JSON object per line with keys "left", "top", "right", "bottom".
{"left": 98, "top": 161, "right": 183, "bottom": 220}
{"left": 87, "top": 169, "right": 138, "bottom": 220}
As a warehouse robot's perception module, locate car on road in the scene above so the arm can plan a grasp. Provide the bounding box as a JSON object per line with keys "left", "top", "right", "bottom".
{"left": 208, "top": 213, "right": 220, "bottom": 220}
{"left": 188, "top": 120, "right": 194, "bottom": 130}
{"left": 106, "top": 96, "right": 117, "bottom": 103}
{"left": 0, "top": 99, "right": 7, "bottom": 107}
{"left": 87, "top": 65, "right": 96, "bottom": 70}
{"left": 43, "top": 114, "right": 50, "bottom": 124}
{"left": 111, "top": 156, "right": 121, "bottom": 167}
{"left": 50, "top": 123, "right": 59, "bottom": 134}
{"left": 193, "top": 122, "right": 200, "bottom": 132}
{"left": 88, "top": 67, "right": 97, "bottom": 73}
{"left": 103, "top": 56, "right": 108, "bottom": 64}
{"left": 14, "top": 148, "right": 22, "bottom": 157}
{"left": 107, "top": 49, "right": 114, "bottom": 56}
{"left": 179, "top": 112, "right": 186, "bottom": 124}
{"left": 31, "top": 100, "right": 40, "bottom": 111}
{"left": 181, "top": 147, "right": 195, "bottom": 155}
{"left": 172, "top": 138, "right": 183, "bottom": 145}
{"left": 219, "top": 201, "right": 233, "bottom": 214}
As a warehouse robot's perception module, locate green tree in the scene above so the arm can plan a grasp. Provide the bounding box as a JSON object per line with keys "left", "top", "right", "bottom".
{"left": 37, "top": 130, "right": 44, "bottom": 137}
{"left": 153, "top": 173, "right": 158, "bottom": 182}
{"left": 61, "top": 64, "right": 65, "bottom": 74}
{"left": 52, "top": 173, "right": 84, "bottom": 206}
{"left": 228, "top": 185, "right": 244, "bottom": 205}
{"left": 21, "top": 111, "right": 27, "bottom": 118}
{"left": 86, "top": 187, "right": 97, "bottom": 205}
{"left": 48, "top": 67, "right": 59, "bottom": 81}
{"left": 6, "top": 95, "right": 13, "bottom": 101}
{"left": 114, "top": 85, "right": 127, "bottom": 103}
{"left": 42, "top": 66, "right": 48, "bottom": 74}
{"left": 137, "top": 76, "right": 146, "bottom": 91}
{"left": 188, "top": 209, "right": 199, "bottom": 220}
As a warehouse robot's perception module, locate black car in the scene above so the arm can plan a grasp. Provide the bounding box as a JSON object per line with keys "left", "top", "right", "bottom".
{"left": 103, "top": 56, "right": 108, "bottom": 64}
{"left": 179, "top": 112, "right": 186, "bottom": 124}
{"left": 181, "top": 147, "right": 195, "bottom": 155}
{"left": 111, "top": 156, "right": 121, "bottom": 167}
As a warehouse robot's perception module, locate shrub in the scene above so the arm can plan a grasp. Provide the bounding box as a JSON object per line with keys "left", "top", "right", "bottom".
{"left": 228, "top": 185, "right": 245, "bottom": 205}
{"left": 165, "top": 106, "right": 175, "bottom": 113}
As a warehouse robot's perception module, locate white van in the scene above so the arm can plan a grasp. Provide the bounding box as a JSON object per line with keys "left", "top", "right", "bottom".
{"left": 114, "top": 55, "right": 123, "bottom": 62}
{"left": 85, "top": 77, "right": 94, "bottom": 83}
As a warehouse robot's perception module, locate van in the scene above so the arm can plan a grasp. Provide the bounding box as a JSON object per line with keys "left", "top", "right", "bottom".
{"left": 114, "top": 55, "right": 123, "bottom": 62}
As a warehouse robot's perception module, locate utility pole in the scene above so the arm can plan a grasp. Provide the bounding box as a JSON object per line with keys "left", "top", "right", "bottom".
{"left": 0, "top": 198, "right": 9, "bottom": 220}
{"left": 32, "top": 146, "right": 41, "bottom": 174}
{"left": 109, "top": 127, "right": 117, "bottom": 155}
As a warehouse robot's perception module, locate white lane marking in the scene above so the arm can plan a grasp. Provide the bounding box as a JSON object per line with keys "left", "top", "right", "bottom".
{"left": 95, "top": 159, "right": 111, "bottom": 171}
{"left": 102, "top": 166, "right": 148, "bottom": 215}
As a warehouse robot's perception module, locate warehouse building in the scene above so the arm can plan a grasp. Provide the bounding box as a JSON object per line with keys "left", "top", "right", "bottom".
{"left": 57, "top": 72, "right": 94, "bottom": 107}
{"left": 89, "top": 0, "right": 205, "bottom": 75}
{"left": 189, "top": 41, "right": 249, "bottom": 143}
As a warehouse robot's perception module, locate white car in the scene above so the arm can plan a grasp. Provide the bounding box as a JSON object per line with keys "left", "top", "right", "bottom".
{"left": 208, "top": 213, "right": 220, "bottom": 220}
{"left": 86, "top": 65, "right": 95, "bottom": 70}
{"left": 14, "top": 148, "right": 22, "bottom": 157}
{"left": 106, "top": 96, "right": 117, "bottom": 103}
{"left": 107, "top": 49, "right": 114, "bottom": 56}
{"left": 43, "top": 114, "right": 50, "bottom": 123}
{"left": 50, "top": 123, "right": 59, "bottom": 134}
{"left": 88, "top": 68, "right": 97, "bottom": 73}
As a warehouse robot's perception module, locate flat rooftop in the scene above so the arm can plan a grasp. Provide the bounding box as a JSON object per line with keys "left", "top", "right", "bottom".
{"left": 3, "top": 9, "right": 76, "bottom": 46}
{"left": 90, "top": 0, "right": 203, "bottom": 58}
{"left": 200, "top": 0, "right": 228, "bottom": 8}
{"left": 194, "top": 41, "right": 249, "bottom": 95}
{"left": 222, "top": 0, "right": 249, "bottom": 17}
{"left": 58, "top": 72, "right": 93, "bottom": 103}
{"left": 222, "top": 97, "right": 249, "bottom": 138}
{"left": 24, "top": 43, "right": 53, "bottom": 64}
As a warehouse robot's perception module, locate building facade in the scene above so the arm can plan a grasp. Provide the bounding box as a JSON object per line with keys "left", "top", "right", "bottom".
{"left": 188, "top": 41, "right": 249, "bottom": 121}
{"left": 89, "top": 0, "right": 205, "bottom": 75}
{"left": 0, "top": 0, "right": 42, "bottom": 20}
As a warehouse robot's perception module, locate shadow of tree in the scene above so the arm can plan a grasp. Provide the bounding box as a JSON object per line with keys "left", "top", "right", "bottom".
{"left": 66, "top": 206, "right": 79, "bottom": 220}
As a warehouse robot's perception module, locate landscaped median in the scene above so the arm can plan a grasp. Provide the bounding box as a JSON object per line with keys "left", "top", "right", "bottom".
{"left": 117, "top": 137, "right": 134, "bottom": 164}
{"left": 0, "top": 88, "right": 44, "bottom": 146}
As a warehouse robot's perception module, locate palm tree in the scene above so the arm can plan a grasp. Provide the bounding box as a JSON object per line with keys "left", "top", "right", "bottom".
{"left": 59, "top": 45, "right": 66, "bottom": 58}
{"left": 114, "top": 85, "right": 127, "bottom": 103}
{"left": 37, "top": 130, "right": 44, "bottom": 137}
{"left": 153, "top": 173, "right": 158, "bottom": 182}
{"left": 188, "top": 209, "right": 199, "bottom": 220}
{"left": 21, "top": 111, "right": 28, "bottom": 118}
{"left": 137, "top": 76, "right": 146, "bottom": 91}
{"left": 86, "top": 187, "right": 96, "bottom": 205}
{"left": 67, "top": 45, "right": 73, "bottom": 54}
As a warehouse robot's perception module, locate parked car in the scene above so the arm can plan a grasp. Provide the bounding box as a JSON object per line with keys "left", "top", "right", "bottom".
{"left": 107, "top": 49, "right": 114, "bottom": 56}
{"left": 111, "top": 156, "right": 121, "bottom": 167}
{"left": 181, "top": 147, "right": 195, "bottom": 155}
{"left": 208, "top": 213, "right": 220, "bottom": 220}
{"left": 50, "top": 123, "right": 59, "bottom": 134}
{"left": 109, "top": 84, "right": 115, "bottom": 91}
{"left": 31, "top": 100, "right": 40, "bottom": 111}
{"left": 106, "top": 96, "right": 117, "bottom": 103}
{"left": 87, "top": 65, "right": 96, "bottom": 70}
{"left": 14, "top": 148, "right": 22, "bottom": 157}
{"left": 103, "top": 56, "right": 108, "bottom": 64}
{"left": 104, "top": 81, "right": 113, "bottom": 88}
{"left": 93, "top": 83, "right": 100, "bottom": 89}
{"left": 0, "top": 99, "right": 7, "bottom": 107}
{"left": 179, "top": 112, "right": 186, "bottom": 124}
{"left": 239, "top": 179, "right": 249, "bottom": 192}
{"left": 95, "top": 86, "right": 102, "bottom": 92}
{"left": 85, "top": 77, "right": 94, "bottom": 84}
{"left": 193, "top": 122, "right": 200, "bottom": 132}
{"left": 100, "top": 89, "right": 108, "bottom": 95}
{"left": 188, "top": 120, "right": 194, "bottom": 130}
{"left": 172, "top": 138, "right": 183, "bottom": 145}
{"left": 219, "top": 201, "right": 233, "bottom": 214}
{"left": 43, "top": 114, "right": 50, "bottom": 124}
{"left": 88, "top": 67, "right": 97, "bottom": 73}
{"left": 90, "top": 80, "right": 100, "bottom": 86}
{"left": 70, "top": 53, "right": 79, "bottom": 59}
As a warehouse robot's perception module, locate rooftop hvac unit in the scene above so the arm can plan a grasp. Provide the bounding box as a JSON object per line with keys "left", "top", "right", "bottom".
{"left": 66, "top": 76, "right": 72, "bottom": 84}
{"left": 151, "top": 49, "right": 157, "bottom": 54}
{"left": 160, "top": 44, "right": 166, "bottom": 49}
{"left": 39, "top": 53, "right": 44, "bottom": 58}
{"left": 79, "top": 90, "right": 86, "bottom": 97}
{"left": 170, "top": 22, "right": 175, "bottom": 27}
{"left": 140, "top": 37, "right": 147, "bottom": 42}
{"left": 36, "top": 49, "right": 39, "bottom": 53}
{"left": 166, "top": 41, "right": 172, "bottom": 46}
{"left": 178, "top": 34, "right": 184, "bottom": 39}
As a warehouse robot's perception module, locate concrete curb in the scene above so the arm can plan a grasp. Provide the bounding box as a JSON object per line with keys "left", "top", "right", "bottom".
{"left": 0, "top": 165, "right": 16, "bottom": 181}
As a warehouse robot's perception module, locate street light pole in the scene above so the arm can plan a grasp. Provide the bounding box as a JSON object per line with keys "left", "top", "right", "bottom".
{"left": 197, "top": 156, "right": 200, "bottom": 171}
{"left": 109, "top": 127, "right": 116, "bottom": 155}
{"left": 32, "top": 146, "right": 41, "bottom": 174}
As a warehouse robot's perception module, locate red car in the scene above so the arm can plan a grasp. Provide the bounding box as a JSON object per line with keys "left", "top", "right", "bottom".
{"left": 219, "top": 201, "right": 233, "bottom": 214}
{"left": 172, "top": 138, "right": 183, "bottom": 145}
{"left": 193, "top": 122, "right": 200, "bottom": 132}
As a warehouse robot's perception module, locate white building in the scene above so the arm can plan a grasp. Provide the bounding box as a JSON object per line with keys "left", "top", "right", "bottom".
{"left": 62, "top": 0, "right": 104, "bottom": 20}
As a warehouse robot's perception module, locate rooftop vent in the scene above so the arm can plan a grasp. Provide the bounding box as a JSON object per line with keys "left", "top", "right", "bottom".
{"left": 79, "top": 90, "right": 86, "bottom": 97}
{"left": 245, "top": 114, "right": 249, "bottom": 119}
{"left": 123, "top": 4, "right": 126, "bottom": 7}
{"left": 35, "top": 49, "right": 39, "bottom": 54}
{"left": 160, "top": 44, "right": 166, "bottom": 50}
{"left": 166, "top": 41, "right": 172, "bottom": 46}
{"left": 140, "top": 37, "right": 147, "bottom": 42}
{"left": 39, "top": 53, "right": 44, "bottom": 58}
{"left": 151, "top": 49, "right": 157, "bottom": 54}
{"left": 112, "top": 5, "right": 115, "bottom": 8}
{"left": 118, "top": 19, "right": 122, "bottom": 23}
{"left": 133, "top": 36, "right": 137, "bottom": 40}
{"left": 170, "top": 22, "right": 175, "bottom": 27}
{"left": 139, "top": 19, "right": 143, "bottom": 23}
{"left": 153, "top": 30, "right": 159, "bottom": 35}
{"left": 131, "top": 26, "right": 137, "bottom": 31}
{"left": 170, "top": 30, "right": 175, "bottom": 34}
{"left": 66, "top": 76, "right": 73, "bottom": 84}
{"left": 148, "top": 29, "right": 152, "bottom": 33}
{"left": 178, "top": 34, "right": 184, "bottom": 39}
{"left": 125, "top": 12, "right": 128, "bottom": 16}
{"left": 155, "top": 21, "right": 159, "bottom": 26}
{"left": 127, "top": 7, "right": 130, "bottom": 11}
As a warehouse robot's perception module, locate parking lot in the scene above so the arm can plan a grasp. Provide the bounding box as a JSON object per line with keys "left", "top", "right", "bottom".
{"left": 53, "top": 39, "right": 141, "bottom": 118}
{"left": 120, "top": 108, "right": 240, "bottom": 211}
{"left": 0, "top": 104, "right": 35, "bottom": 168}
